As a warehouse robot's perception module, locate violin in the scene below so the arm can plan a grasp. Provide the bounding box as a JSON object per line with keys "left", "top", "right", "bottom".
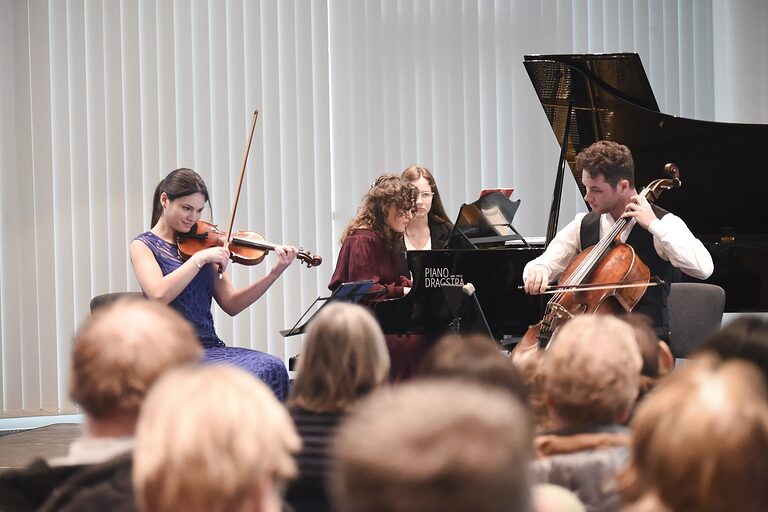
{"left": 513, "top": 164, "right": 682, "bottom": 356}
{"left": 176, "top": 220, "right": 322, "bottom": 268}
{"left": 183, "top": 110, "right": 321, "bottom": 275}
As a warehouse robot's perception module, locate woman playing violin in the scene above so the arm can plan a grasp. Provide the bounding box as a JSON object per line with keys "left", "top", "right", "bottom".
{"left": 130, "top": 168, "right": 298, "bottom": 400}
{"left": 523, "top": 141, "right": 714, "bottom": 341}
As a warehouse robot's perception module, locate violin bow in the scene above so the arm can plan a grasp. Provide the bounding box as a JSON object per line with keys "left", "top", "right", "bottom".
{"left": 220, "top": 110, "right": 259, "bottom": 277}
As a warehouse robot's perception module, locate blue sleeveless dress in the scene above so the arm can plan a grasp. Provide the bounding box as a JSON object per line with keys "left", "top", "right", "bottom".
{"left": 134, "top": 232, "right": 289, "bottom": 400}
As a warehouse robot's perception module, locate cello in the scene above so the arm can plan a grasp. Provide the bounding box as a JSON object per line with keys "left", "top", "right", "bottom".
{"left": 514, "top": 164, "right": 682, "bottom": 355}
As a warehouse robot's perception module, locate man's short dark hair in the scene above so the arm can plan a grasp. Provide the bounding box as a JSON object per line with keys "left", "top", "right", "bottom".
{"left": 576, "top": 140, "right": 635, "bottom": 188}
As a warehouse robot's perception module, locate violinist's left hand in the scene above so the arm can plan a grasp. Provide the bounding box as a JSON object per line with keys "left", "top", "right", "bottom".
{"left": 270, "top": 245, "right": 299, "bottom": 275}
{"left": 623, "top": 194, "right": 656, "bottom": 230}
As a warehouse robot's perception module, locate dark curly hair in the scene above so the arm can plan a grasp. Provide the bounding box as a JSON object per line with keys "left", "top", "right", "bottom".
{"left": 575, "top": 140, "right": 635, "bottom": 188}
{"left": 341, "top": 174, "right": 418, "bottom": 251}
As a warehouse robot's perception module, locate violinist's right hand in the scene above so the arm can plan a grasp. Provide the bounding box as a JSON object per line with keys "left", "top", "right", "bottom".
{"left": 194, "top": 246, "right": 231, "bottom": 273}
{"left": 524, "top": 265, "right": 551, "bottom": 295}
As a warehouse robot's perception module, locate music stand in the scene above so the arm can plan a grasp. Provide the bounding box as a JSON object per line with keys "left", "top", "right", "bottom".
{"left": 441, "top": 283, "right": 494, "bottom": 340}
{"left": 446, "top": 192, "right": 528, "bottom": 249}
{"left": 280, "top": 280, "right": 378, "bottom": 337}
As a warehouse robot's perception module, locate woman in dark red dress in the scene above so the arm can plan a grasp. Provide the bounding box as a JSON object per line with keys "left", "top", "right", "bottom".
{"left": 329, "top": 174, "right": 428, "bottom": 381}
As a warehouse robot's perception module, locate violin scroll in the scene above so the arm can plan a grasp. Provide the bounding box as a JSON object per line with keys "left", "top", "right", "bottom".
{"left": 297, "top": 250, "right": 322, "bottom": 268}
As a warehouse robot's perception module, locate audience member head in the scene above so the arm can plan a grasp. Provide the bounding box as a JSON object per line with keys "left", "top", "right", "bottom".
{"left": 70, "top": 298, "right": 202, "bottom": 434}
{"left": 621, "top": 314, "right": 660, "bottom": 377}
{"left": 331, "top": 379, "right": 532, "bottom": 512}
{"left": 341, "top": 173, "right": 418, "bottom": 251}
{"left": 533, "top": 483, "right": 586, "bottom": 512}
{"left": 696, "top": 316, "right": 768, "bottom": 386}
{"left": 513, "top": 349, "right": 557, "bottom": 433}
{"left": 621, "top": 313, "right": 674, "bottom": 403}
{"left": 418, "top": 333, "right": 527, "bottom": 404}
{"left": 621, "top": 355, "right": 768, "bottom": 512}
{"left": 546, "top": 315, "right": 642, "bottom": 427}
{"left": 575, "top": 140, "right": 635, "bottom": 188}
{"left": 133, "top": 365, "right": 300, "bottom": 512}
{"left": 401, "top": 165, "right": 451, "bottom": 224}
{"left": 289, "top": 303, "right": 390, "bottom": 413}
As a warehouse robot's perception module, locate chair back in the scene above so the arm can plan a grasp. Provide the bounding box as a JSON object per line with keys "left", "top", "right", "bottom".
{"left": 90, "top": 292, "right": 145, "bottom": 313}
{"left": 668, "top": 283, "right": 726, "bottom": 358}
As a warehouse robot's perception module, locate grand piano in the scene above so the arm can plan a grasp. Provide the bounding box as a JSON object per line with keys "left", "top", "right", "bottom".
{"left": 373, "top": 52, "right": 768, "bottom": 343}
{"left": 524, "top": 53, "right": 768, "bottom": 312}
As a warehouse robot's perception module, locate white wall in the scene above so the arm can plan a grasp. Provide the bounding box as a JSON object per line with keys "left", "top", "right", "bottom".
{"left": 1, "top": 0, "right": 767, "bottom": 417}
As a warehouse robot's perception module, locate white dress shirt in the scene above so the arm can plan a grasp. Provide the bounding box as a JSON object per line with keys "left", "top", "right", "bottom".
{"left": 523, "top": 212, "right": 714, "bottom": 283}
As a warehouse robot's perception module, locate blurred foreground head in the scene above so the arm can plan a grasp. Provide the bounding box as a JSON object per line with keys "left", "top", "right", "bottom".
{"left": 331, "top": 379, "right": 532, "bottom": 512}
{"left": 547, "top": 315, "right": 642, "bottom": 426}
{"left": 418, "top": 333, "right": 527, "bottom": 403}
{"left": 70, "top": 298, "right": 202, "bottom": 426}
{"left": 290, "top": 302, "right": 390, "bottom": 413}
{"left": 133, "top": 365, "right": 300, "bottom": 512}
{"left": 622, "top": 356, "right": 768, "bottom": 512}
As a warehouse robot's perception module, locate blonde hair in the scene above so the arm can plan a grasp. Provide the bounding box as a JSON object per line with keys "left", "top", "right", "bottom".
{"left": 289, "top": 303, "right": 390, "bottom": 412}
{"left": 69, "top": 298, "right": 202, "bottom": 419}
{"left": 621, "top": 356, "right": 768, "bottom": 512}
{"left": 133, "top": 365, "right": 300, "bottom": 512}
{"left": 546, "top": 315, "right": 641, "bottom": 425}
{"left": 331, "top": 379, "right": 533, "bottom": 512}
{"left": 340, "top": 174, "right": 417, "bottom": 251}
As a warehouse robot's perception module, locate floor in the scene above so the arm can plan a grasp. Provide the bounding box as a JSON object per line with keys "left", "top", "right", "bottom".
{"left": 0, "top": 424, "right": 82, "bottom": 472}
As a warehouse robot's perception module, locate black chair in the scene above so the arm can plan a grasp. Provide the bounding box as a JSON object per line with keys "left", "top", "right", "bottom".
{"left": 667, "top": 283, "right": 726, "bottom": 359}
{"left": 89, "top": 292, "right": 145, "bottom": 313}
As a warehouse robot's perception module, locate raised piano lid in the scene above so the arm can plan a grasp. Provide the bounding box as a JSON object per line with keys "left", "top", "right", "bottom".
{"left": 524, "top": 53, "right": 768, "bottom": 312}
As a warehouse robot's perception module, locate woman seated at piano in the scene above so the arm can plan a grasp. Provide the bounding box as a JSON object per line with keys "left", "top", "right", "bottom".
{"left": 329, "top": 174, "right": 430, "bottom": 381}
{"left": 401, "top": 165, "right": 453, "bottom": 250}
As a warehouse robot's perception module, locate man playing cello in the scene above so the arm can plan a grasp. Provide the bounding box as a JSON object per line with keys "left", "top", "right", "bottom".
{"left": 522, "top": 140, "right": 714, "bottom": 342}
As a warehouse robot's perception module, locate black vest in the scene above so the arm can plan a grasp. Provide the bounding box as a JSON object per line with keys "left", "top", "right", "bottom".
{"left": 579, "top": 205, "right": 674, "bottom": 340}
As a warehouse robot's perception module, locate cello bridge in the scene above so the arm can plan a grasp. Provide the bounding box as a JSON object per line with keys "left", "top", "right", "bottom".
{"left": 548, "top": 303, "right": 575, "bottom": 320}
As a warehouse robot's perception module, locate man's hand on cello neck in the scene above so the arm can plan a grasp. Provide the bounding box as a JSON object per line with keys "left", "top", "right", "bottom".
{"left": 622, "top": 194, "right": 657, "bottom": 230}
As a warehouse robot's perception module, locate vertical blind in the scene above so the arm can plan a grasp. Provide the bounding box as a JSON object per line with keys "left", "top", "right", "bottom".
{"left": 4, "top": 0, "right": 765, "bottom": 417}
{"left": 329, "top": 0, "right": 716, "bottom": 240}
{"left": 0, "top": 0, "right": 333, "bottom": 417}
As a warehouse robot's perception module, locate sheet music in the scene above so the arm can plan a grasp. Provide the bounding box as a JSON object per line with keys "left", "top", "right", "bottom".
{"left": 480, "top": 206, "right": 512, "bottom": 236}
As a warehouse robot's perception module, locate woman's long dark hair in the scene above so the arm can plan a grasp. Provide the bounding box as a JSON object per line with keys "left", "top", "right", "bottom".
{"left": 401, "top": 165, "right": 452, "bottom": 225}
{"left": 150, "top": 168, "right": 210, "bottom": 228}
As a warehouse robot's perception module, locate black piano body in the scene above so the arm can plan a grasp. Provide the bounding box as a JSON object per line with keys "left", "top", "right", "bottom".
{"left": 524, "top": 53, "right": 768, "bottom": 312}
{"left": 372, "top": 245, "right": 544, "bottom": 342}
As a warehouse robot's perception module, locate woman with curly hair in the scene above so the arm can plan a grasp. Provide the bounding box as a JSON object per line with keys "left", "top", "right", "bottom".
{"left": 329, "top": 174, "right": 424, "bottom": 381}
